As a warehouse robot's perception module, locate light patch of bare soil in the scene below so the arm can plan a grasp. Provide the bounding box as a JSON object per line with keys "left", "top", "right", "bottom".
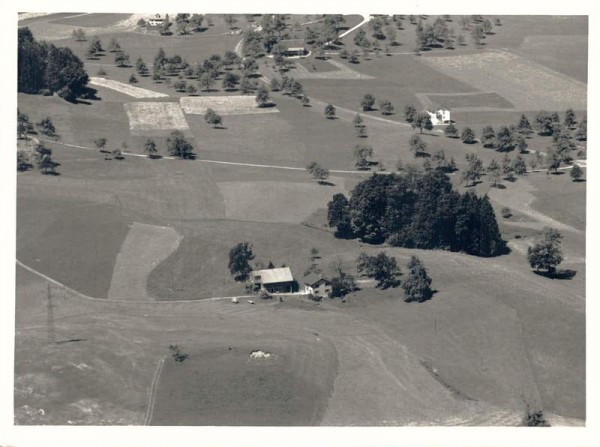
{"left": 124, "top": 102, "right": 189, "bottom": 132}
{"left": 180, "top": 96, "right": 279, "bottom": 115}
{"left": 90, "top": 77, "right": 168, "bottom": 99}
{"left": 422, "top": 50, "right": 587, "bottom": 110}
{"left": 108, "top": 223, "right": 182, "bottom": 301}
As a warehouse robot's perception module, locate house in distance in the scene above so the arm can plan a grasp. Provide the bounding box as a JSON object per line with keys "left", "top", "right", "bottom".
{"left": 251, "top": 267, "right": 295, "bottom": 293}
{"left": 427, "top": 108, "right": 451, "bottom": 125}
{"left": 303, "top": 274, "right": 332, "bottom": 299}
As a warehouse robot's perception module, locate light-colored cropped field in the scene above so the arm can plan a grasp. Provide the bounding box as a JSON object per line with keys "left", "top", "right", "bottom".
{"left": 422, "top": 92, "right": 514, "bottom": 110}
{"left": 90, "top": 77, "right": 169, "bottom": 99}
{"left": 180, "top": 96, "right": 279, "bottom": 115}
{"left": 124, "top": 102, "right": 189, "bottom": 132}
{"left": 422, "top": 50, "right": 587, "bottom": 110}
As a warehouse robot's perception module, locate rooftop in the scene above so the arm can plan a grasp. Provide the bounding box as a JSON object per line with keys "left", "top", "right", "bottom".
{"left": 252, "top": 267, "right": 294, "bottom": 284}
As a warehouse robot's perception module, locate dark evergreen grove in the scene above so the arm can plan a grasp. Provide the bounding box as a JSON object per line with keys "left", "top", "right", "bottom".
{"left": 18, "top": 27, "right": 93, "bottom": 102}
{"left": 327, "top": 170, "right": 506, "bottom": 257}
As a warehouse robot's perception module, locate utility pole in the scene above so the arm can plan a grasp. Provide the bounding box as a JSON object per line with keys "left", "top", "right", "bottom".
{"left": 46, "top": 284, "right": 56, "bottom": 344}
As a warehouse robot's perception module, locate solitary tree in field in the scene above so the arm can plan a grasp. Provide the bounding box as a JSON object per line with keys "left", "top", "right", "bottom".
{"left": 114, "top": 50, "right": 130, "bottom": 67}
{"left": 135, "top": 57, "right": 148, "bottom": 76}
{"left": 36, "top": 117, "right": 56, "bottom": 137}
{"left": 129, "top": 74, "right": 138, "bottom": 84}
{"left": 17, "top": 111, "right": 34, "bottom": 139}
{"left": 402, "top": 256, "right": 433, "bottom": 302}
{"left": 356, "top": 125, "right": 368, "bottom": 138}
{"left": 463, "top": 153, "right": 483, "bottom": 186}
{"left": 527, "top": 227, "right": 564, "bottom": 275}
{"left": 204, "top": 108, "right": 223, "bottom": 128}
{"left": 444, "top": 123, "right": 458, "bottom": 138}
{"left": 354, "top": 144, "right": 374, "bottom": 170}
{"left": 222, "top": 72, "right": 239, "bottom": 91}
{"left": 461, "top": 127, "right": 476, "bottom": 144}
{"left": 94, "top": 138, "right": 107, "bottom": 152}
{"left": 361, "top": 93, "right": 376, "bottom": 111}
{"left": 487, "top": 159, "right": 501, "bottom": 187}
{"left": 167, "top": 130, "right": 194, "bottom": 159}
{"left": 109, "top": 37, "right": 121, "bottom": 52}
{"left": 199, "top": 73, "right": 215, "bottom": 91}
{"left": 535, "top": 111, "right": 555, "bottom": 136}
{"left": 496, "top": 126, "right": 513, "bottom": 152}
{"left": 37, "top": 153, "right": 59, "bottom": 175}
{"left": 72, "top": 28, "right": 86, "bottom": 42}
{"left": 502, "top": 154, "right": 515, "bottom": 181}
{"left": 379, "top": 99, "right": 394, "bottom": 115}
{"left": 353, "top": 113, "right": 364, "bottom": 127}
{"left": 324, "top": 103, "right": 337, "bottom": 119}
{"left": 301, "top": 95, "right": 310, "bottom": 107}
{"left": 570, "top": 164, "right": 584, "bottom": 182}
{"left": 144, "top": 139, "right": 157, "bottom": 158}
{"left": 517, "top": 114, "right": 533, "bottom": 136}
{"left": 512, "top": 154, "right": 527, "bottom": 176}
{"left": 564, "top": 108, "right": 576, "bottom": 128}
{"left": 409, "top": 134, "right": 427, "bottom": 157}
{"left": 514, "top": 133, "right": 528, "bottom": 153}
{"left": 411, "top": 112, "right": 433, "bottom": 134}
{"left": 255, "top": 86, "right": 270, "bottom": 107}
{"left": 481, "top": 125, "right": 496, "bottom": 148}
{"left": 228, "top": 242, "right": 255, "bottom": 281}
{"left": 306, "top": 161, "right": 330, "bottom": 184}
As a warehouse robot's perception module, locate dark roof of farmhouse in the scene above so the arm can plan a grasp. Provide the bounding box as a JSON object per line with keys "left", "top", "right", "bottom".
{"left": 304, "top": 273, "right": 330, "bottom": 286}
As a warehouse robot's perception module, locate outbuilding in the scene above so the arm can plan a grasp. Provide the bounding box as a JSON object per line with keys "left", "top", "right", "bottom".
{"left": 279, "top": 39, "right": 308, "bottom": 57}
{"left": 304, "top": 274, "right": 332, "bottom": 299}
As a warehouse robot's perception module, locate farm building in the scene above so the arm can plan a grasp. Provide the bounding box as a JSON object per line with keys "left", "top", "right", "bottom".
{"left": 304, "top": 274, "right": 332, "bottom": 299}
{"left": 427, "top": 108, "right": 451, "bottom": 125}
{"left": 279, "top": 39, "right": 308, "bottom": 57}
{"left": 251, "top": 267, "right": 295, "bottom": 293}
{"left": 147, "top": 14, "right": 164, "bottom": 27}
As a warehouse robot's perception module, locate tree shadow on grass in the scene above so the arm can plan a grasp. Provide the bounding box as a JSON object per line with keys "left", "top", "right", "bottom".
{"left": 317, "top": 180, "right": 336, "bottom": 186}
{"left": 149, "top": 154, "right": 163, "bottom": 160}
{"left": 533, "top": 269, "right": 577, "bottom": 280}
{"left": 573, "top": 178, "right": 586, "bottom": 183}
{"left": 492, "top": 183, "right": 507, "bottom": 190}
{"left": 550, "top": 171, "right": 565, "bottom": 176}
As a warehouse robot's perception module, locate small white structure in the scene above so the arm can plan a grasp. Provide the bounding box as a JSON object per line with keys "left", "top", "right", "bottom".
{"left": 147, "top": 14, "right": 164, "bottom": 27}
{"left": 427, "top": 109, "right": 451, "bottom": 126}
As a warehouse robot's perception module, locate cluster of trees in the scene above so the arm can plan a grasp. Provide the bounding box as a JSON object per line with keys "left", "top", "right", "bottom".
{"left": 17, "top": 143, "right": 60, "bottom": 175}
{"left": 305, "top": 15, "right": 346, "bottom": 51}
{"left": 327, "top": 170, "right": 505, "bottom": 257}
{"left": 404, "top": 106, "right": 434, "bottom": 134}
{"left": 242, "top": 14, "right": 289, "bottom": 57}
{"left": 17, "top": 112, "right": 57, "bottom": 139}
{"left": 18, "top": 27, "right": 93, "bottom": 102}
{"left": 148, "top": 48, "right": 260, "bottom": 95}
{"left": 415, "top": 16, "right": 455, "bottom": 51}
{"left": 270, "top": 75, "right": 305, "bottom": 98}
{"left": 357, "top": 252, "right": 433, "bottom": 302}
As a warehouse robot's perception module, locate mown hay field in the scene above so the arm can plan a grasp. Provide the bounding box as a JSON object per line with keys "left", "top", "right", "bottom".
{"left": 180, "top": 96, "right": 279, "bottom": 115}
{"left": 124, "top": 102, "right": 189, "bottom": 132}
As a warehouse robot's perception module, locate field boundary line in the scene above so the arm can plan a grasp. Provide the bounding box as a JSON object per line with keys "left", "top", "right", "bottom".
{"left": 39, "top": 138, "right": 382, "bottom": 174}
{"left": 144, "top": 356, "right": 165, "bottom": 425}
{"left": 16, "top": 259, "right": 254, "bottom": 304}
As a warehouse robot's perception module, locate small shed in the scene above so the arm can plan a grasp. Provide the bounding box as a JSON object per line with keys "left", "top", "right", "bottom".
{"left": 251, "top": 267, "right": 295, "bottom": 293}
{"left": 279, "top": 39, "right": 308, "bottom": 57}
{"left": 304, "top": 273, "right": 332, "bottom": 299}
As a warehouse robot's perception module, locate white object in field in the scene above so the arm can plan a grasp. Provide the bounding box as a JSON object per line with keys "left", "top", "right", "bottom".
{"left": 248, "top": 300, "right": 255, "bottom": 304}
{"left": 232, "top": 297, "right": 239, "bottom": 303}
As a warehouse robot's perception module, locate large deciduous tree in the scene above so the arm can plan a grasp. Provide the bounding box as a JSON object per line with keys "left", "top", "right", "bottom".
{"left": 167, "top": 130, "right": 194, "bottom": 158}
{"left": 411, "top": 112, "right": 433, "bottom": 134}
{"left": 527, "top": 227, "right": 564, "bottom": 275}
{"left": 228, "top": 242, "right": 255, "bottom": 281}
{"left": 402, "top": 256, "right": 433, "bottom": 302}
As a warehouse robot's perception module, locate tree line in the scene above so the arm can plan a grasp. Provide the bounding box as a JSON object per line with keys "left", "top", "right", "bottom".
{"left": 327, "top": 170, "right": 506, "bottom": 257}
{"left": 18, "top": 27, "right": 93, "bottom": 102}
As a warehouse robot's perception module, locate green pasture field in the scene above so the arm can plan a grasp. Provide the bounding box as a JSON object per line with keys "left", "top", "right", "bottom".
{"left": 151, "top": 338, "right": 337, "bottom": 425}
{"left": 426, "top": 92, "right": 514, "bottom": 109}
